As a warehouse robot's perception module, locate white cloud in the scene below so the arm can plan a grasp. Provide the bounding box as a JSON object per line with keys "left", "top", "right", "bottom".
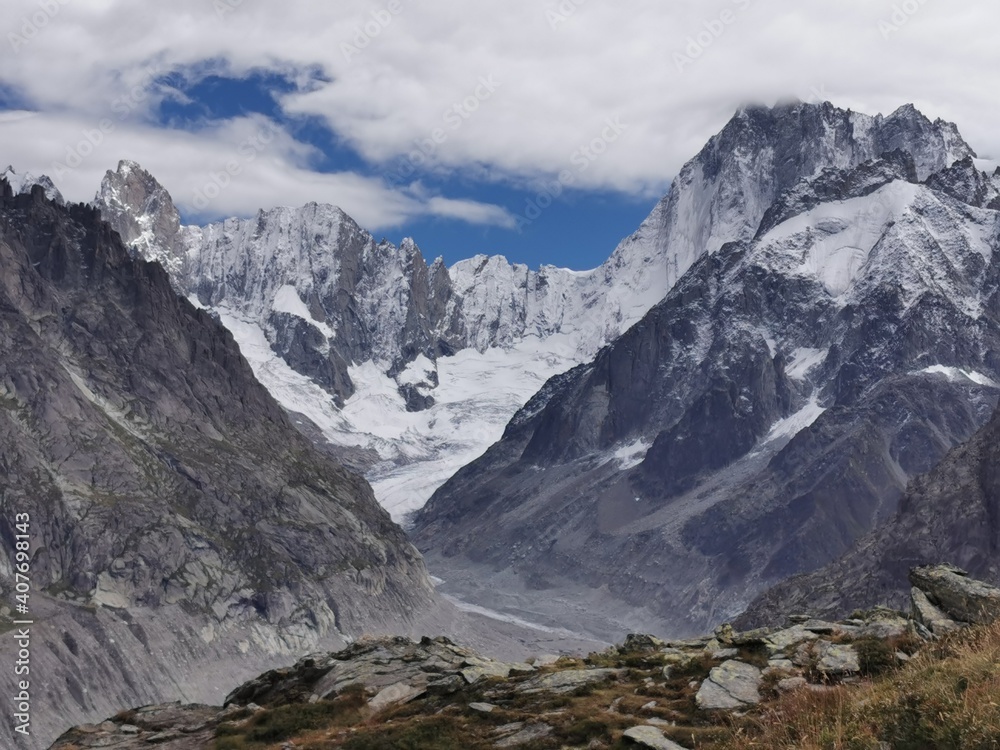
{"left": 2, "top": 0, "right": 999, "bottom": 226}
{"left": 0, "top": 110, "right": 512, "bottom": 229}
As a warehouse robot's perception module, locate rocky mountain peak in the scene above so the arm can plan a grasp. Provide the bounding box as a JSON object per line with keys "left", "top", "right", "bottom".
{"left": 924, "top": 154, "right": 1000, "bottom": 208}
{"left": 0, "top": 182, "right": 443, "bottom": 748}
{"left": 78, "top": 100, "right": 988, "bottom": 526}
{"left": 96, "top": 159, "right": 184, "bottom": 274}
{"left": 413, "top": 102, "right": 1000, "bottom": 638}
{"left": 1, "top": 164, "right": 65, "bottom": 205}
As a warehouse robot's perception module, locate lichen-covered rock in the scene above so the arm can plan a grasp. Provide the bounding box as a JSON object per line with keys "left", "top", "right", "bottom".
{"left": 621, "top": 634, "right": 667, "bottom": 653}
{"left": 910, "top": 586, "right": 961, "bottom": 635}
{"left": 493, "top": 722, "right": 553, "bottom": 747}
{"left": 695, "top": 660, "right": 762, "bottom": 710}
{"left": 765, "top": 626, "right": 819, "bottom": 655}
{"left": 623, "top": 725, "right": 687, "bottom": 749}
{"left": 225, "top": 636, "right": 492, "bottom": 707}
{"left": 909, "top": 565, "right": 1000, "bottom": 625}
{"left": 815, "top": 642, "right": 860, "bottom": 676}
{"left": 515, "top": 667, "right": 625, "bottom": 695}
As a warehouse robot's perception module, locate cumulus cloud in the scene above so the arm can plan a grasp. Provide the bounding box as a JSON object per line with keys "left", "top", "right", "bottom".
{"left": 2, "top": 0, "right": 998, "bottom": 226}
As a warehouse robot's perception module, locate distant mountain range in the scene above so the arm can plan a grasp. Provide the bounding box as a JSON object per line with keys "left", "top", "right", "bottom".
{"left": 6, "top": 98, "right": 1000, "bottom": 747}
{"left": 410, "top": 101, "right": 1000, "bottom": 635}
{"left": 78, "top": 101, "right": 1000, "bottom": 638}
{"left": 90, "top": 158, "right": 680, "bottom": 519}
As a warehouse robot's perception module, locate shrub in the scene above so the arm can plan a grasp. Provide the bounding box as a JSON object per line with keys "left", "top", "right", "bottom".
{"left": 855, "top": 638, "right": 896, "bottom": 677}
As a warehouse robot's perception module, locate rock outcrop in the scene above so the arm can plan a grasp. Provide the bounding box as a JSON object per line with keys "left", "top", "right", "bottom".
{"left": 0, "top": 180, "right": 435, "bottom": 748}
{"left": 414, "top": 102, "right": 1000, "bottom": 637}
{"left": 695, "top": 660, "right": 763, "bottom": 710}
{"left": 223, "top": 636, "right": 534, "bottom": 710}
{"left": 52, "top": 565, "right": 987, "bottom": 749}
{"left": 909, "top": 565, "right": 1000, "bottom": 627}
{"left": 739, "top": 399, "right": 1000, "bottom": 627}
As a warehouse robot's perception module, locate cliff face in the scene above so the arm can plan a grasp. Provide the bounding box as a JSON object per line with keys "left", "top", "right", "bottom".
{"left": 0, "top": 181, "right": 435, "bottom": 748}
{"left": 738, "top": 403, "right": 1000, "bottom": 627}
{"left": 412, "top": 104, "right": 1000, "bottom": 637}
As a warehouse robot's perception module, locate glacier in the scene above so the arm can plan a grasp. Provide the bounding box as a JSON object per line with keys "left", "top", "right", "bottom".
{"left": 88, "top": 101, "right": 985, "bottom": 522}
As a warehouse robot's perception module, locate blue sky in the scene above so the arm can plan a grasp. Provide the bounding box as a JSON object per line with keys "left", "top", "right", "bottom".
{"left": 155, "top": 72, "right": 654, "bottom": 269}
{"left": 2, "top": 2, "right": 997, "bottom": 273}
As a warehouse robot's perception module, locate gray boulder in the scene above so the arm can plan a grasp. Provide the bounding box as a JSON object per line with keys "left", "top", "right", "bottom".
{"left": 910, "top": 586, "right": 961, "bottom": 635}
{"left": 695, "top": 660, "right": 762, "bottom": 710}
{"left": 515, "top": 667, "right": 624, "bottom": 695}
{"left": 621, "top": 634, "right": 667, "bottom": 652}
{"left": 493, "top": 722, "right": 553, "bottom": 747}
{"left": 815, "top": 642, "right": 859, "bottom": 676}
{"left": 623, "top": 725, "right": 687, "bottom": 749}
{"left": 910, "top": 565, "right": 1000, "bottom": 625}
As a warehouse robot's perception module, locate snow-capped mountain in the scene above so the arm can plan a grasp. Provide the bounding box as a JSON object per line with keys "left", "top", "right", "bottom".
{"left": 2, "top": 164, "right": 65, "bottom": 204}
{"left": 412, "top": 104, "right": 1000, "bottom": 638}
{"left": 0, "top": 181, "right": 436, "bottom": 748}
{"left": 92, "top": 101, "right": 976, "bottom": 523}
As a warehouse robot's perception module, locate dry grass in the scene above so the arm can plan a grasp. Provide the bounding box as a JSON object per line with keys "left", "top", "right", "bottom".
{"left": 707, "top": 621, "right": 1000, "bottom": 750}
{"left": 211, "top": 624, "right": 1000, "bottom": 750}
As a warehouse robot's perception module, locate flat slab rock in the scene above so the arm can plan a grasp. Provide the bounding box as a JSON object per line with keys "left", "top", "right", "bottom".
{"left": 515, "top": 667, "right": 625, "bottom": 694}
{"left": 765, "top": 625, "right": 819, "bottom": 654}
{"left": 493, "top": 721, "right": 553, "bottom": 747}
{"left": 623, "top": 724, "right": 687, "bottom": 749}
{"left": 695, "top": 660, "right": 763, "bottom": 710}
{"left": 910, "top": 565, "right": 1000, "bottom": 625}
{"left": 49, "top": 703, "right": 240, "bottom": 749}
{"left": 368, "top": 681, "right": 426, "bottom": 711}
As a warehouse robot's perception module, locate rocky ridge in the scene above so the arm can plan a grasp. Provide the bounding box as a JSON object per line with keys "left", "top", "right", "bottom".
{"left": 89, "top": 101, "right": 979, "bottom": 519}
{"left": 0, "top": 179, "right": 441, "bottom": 749}
{"left": 49, "top": 564, "right": 1000, "bottom": 749}
{"left": 1, "top": 165, "right": 65, "bottom": 205}
{"left": 413, "top": 103, "right": 1000, "bottom": 636}
{"left": 739, "top": 399, "right": 1000, "bottom": 625}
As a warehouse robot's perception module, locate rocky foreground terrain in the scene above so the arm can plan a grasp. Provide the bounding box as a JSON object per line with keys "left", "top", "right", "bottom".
{"left": 0, "top": 178, "right": 574, "bottom": 750}
{"left": 50, "top": 564, "right": 1000, "bottom": 749}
